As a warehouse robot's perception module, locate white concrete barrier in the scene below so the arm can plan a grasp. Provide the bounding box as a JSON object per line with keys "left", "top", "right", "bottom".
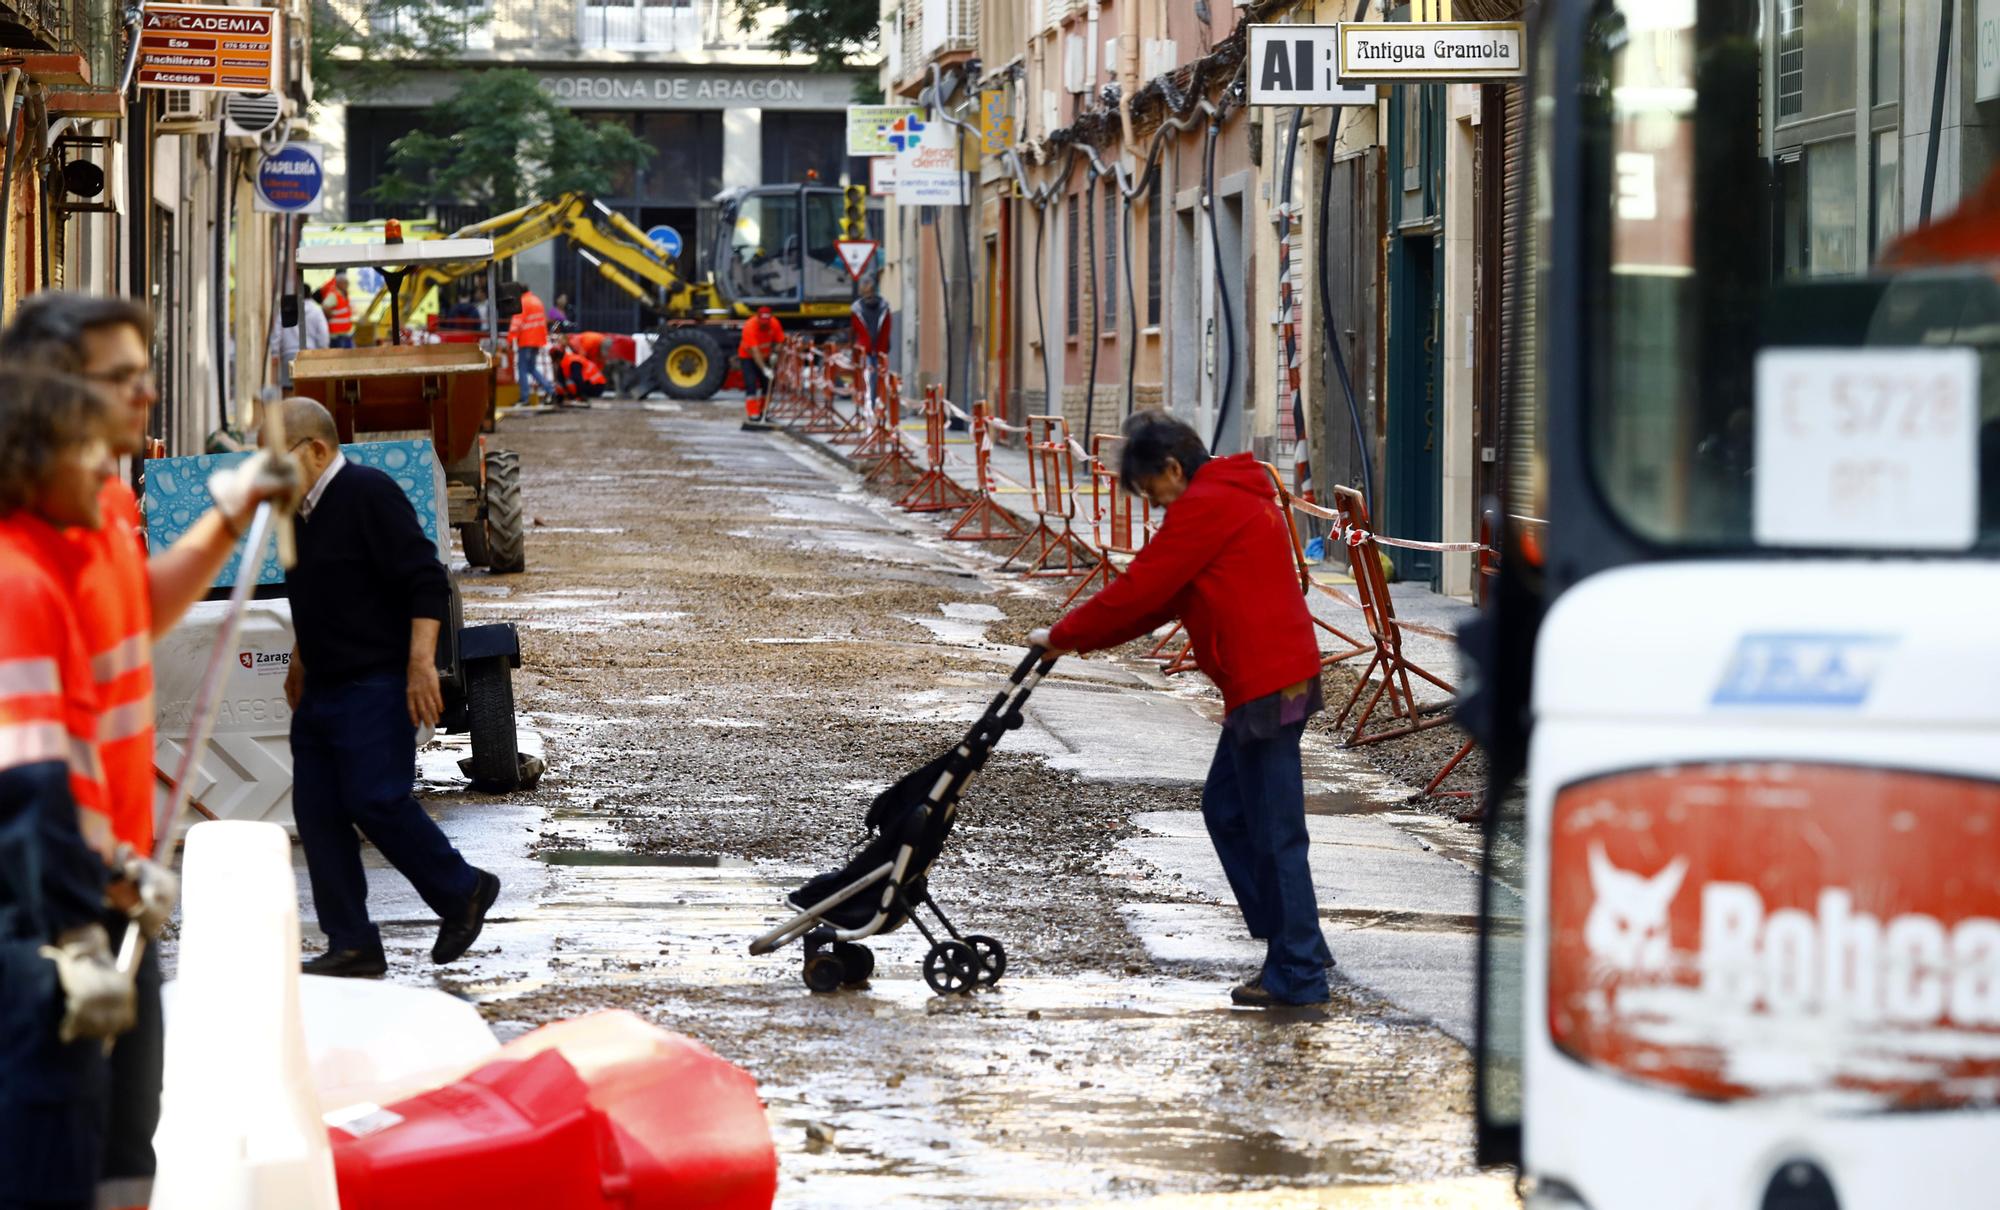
{"left": 152, "top": 600, "right": 298, "bottom": 834}
{"left": 151, "top": 820, "right": 338, "bottom": 1210}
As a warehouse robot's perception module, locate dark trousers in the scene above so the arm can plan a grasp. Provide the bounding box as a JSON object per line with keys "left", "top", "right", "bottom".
{"left": 1201, "top": 721, "right": 1332, "bottom": 1003}
{"left": 330, "top": 334, "right": 354, "bottom": 349}
{"left": 291, "top": 675, "right": 479, "bottom": 952}
{"left": 0, "top": 946, "right": 103, "bottom": 1208}
{"left": 740, "top": 357, "right": 766, "bottom": 396}
{"left": 97, "top": 940, "right": 160, "bottom": 1207}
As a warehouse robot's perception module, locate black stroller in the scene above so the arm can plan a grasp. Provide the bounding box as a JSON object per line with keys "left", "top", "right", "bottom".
{"left": 750, "top": 645, "right": 1058, "bottom": 995}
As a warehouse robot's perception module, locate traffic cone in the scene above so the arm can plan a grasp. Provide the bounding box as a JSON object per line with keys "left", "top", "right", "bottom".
{"left": 151, "top": 821, "right": 339, "bottom": 1210}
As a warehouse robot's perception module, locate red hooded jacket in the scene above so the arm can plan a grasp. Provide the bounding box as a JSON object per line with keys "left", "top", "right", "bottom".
{"left": 1049, "top": 453, "right": 1322, "bottom": 713}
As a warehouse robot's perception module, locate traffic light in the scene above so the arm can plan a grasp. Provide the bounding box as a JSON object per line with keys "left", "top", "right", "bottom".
{"left": 842, "top": 184, "right": 867, "bottom": 239}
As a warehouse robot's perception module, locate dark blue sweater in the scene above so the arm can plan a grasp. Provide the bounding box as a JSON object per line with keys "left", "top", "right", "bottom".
{"left": 285, "top": 463, "right": 450, "bottom": 685}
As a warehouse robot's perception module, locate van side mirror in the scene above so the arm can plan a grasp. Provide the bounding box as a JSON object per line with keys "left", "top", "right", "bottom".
{"left": 280, "top": 294, "right": 299, "bottom": 329}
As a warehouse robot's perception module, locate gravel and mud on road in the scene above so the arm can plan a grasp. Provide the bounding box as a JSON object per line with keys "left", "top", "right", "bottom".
{"left": 417, "top": 398, "right": 1511, "bottom": 1207}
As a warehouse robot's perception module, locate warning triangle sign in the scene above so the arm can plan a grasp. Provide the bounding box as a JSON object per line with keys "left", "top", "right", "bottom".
{"left": 835, "top": 239, "right": 879, "bottom": 281}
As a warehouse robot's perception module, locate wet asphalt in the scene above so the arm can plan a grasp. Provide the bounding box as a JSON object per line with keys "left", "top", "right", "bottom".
{"left": 273, "top": 396, "right": 1517, "bottom": 1206}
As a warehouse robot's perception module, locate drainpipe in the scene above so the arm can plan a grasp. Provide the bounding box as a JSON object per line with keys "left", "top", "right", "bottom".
{"left": 1086, "top": 0, "right": 1100, "bottom": 101}
{"left": 1117, "top": 32, "right": 1139, "bottom": 151}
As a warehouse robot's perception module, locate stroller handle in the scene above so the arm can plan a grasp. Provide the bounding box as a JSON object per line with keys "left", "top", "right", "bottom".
{"left": 1012, "top": 644, "right": 1058, "bottom": 682}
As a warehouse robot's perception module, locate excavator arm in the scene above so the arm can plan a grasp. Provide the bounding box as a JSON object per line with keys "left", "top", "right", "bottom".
{"left": 360, "top": 193, "right": 722, "bottom": 331}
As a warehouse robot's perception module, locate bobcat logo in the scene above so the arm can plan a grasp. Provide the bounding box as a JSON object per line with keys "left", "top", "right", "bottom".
{"left": 1585, "top": 844, "right": 1688, "bottom": 980}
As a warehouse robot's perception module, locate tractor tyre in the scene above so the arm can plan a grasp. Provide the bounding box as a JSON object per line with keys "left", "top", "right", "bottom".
{"left": 458, "top": 521, "right": 491, "bottom": 569}
{"left": 464, "top": 656, "right": 521, "bottom": 792}
{"left": 484, "top": 449, "right": 526, "bottom": 574}
{"left": 658, "top": 329, "right": 728, "bottom": 400}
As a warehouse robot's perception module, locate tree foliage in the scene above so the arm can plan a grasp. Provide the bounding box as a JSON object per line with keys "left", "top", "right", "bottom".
{"left": 733, "top": 0, "right": 879, "bottom": 73}
{"left": 310, "top": 0, "right": 490, "bottom": 102}
{"left": 366, "top": 70, "right": 654, "bottom": 214}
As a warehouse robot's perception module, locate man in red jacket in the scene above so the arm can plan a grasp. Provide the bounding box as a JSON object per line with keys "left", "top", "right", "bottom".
{"left": 1030, "top": 411, "right": 1332, "bottom": 1008}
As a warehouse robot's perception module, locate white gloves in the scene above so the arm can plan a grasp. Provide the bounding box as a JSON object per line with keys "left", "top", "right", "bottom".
{"left": 207, "top": 448, "right": 303, "bottom": 529}
{"left": 40, "top": 923, "right": 136, "bottom": 1044}
{"left": 114, "top": 842, "right": 179, "bottom": 940}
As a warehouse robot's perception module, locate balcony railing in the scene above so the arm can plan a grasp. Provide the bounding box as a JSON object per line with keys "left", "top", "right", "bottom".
{"left": 367, "top": 0, "right": 496, "bottom": 50}
{"left": 358, "top": 0, "right": 774, "bottom": 57}
{"left": 0, "top": 0, "right": 85, "bottom": 55}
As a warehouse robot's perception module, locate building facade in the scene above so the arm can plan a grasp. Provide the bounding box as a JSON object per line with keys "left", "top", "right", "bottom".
{"left": 319, "top": 0, "right": 872, "bottom": 332}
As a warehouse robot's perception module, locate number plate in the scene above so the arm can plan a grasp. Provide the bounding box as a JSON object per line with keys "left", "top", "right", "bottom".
{"left": 1754, "top": 347, "right": 1980, "bottom": 549}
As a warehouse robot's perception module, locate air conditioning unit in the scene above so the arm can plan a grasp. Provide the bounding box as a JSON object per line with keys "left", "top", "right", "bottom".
{"left": 1141, "top": 39, "right": 1178, "bottom": 81}
{"left": 156, "top": 89, "right": 217, "bottom": 135}
{"left": 1063, "top": 34, "right": 1085, "bottom": 94}
{"left": 222, "top": 91, "right": 284, "bottom": 138}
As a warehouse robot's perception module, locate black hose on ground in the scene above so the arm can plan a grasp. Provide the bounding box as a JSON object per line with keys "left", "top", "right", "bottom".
{"left": 1318, "top": 103, "right": 1375, "bottom": 517}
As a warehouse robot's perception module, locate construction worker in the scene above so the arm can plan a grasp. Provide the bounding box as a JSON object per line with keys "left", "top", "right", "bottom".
{"left": 552, "top": 333, "right": 607, "bottom": 405}
{"left": 849, "top": 275, "right": 893, "bottom": 418}
{"left": 0, "top": 367, "right": 134, "bottom": 1210}
{"left": 737, "top": 306, "right": 785, "bottom": 430}
{"left": 320, "top": 270, "right": 355, "bottom": 349}
{"left": 506, "top": 281, "right": 556, "bottom": 405}
{"left": 0, "top": 293, "right": 299, "bottom": 1210}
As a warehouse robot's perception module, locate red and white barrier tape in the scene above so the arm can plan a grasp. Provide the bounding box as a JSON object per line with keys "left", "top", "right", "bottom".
{"left": 1286, "top": 497, "right": 1492, "bottom": 556}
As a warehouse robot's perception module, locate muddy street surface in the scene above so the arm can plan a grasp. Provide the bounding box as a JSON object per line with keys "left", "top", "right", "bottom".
{"left": 307, "top": 397, "right": 1514, "bottom": 1206}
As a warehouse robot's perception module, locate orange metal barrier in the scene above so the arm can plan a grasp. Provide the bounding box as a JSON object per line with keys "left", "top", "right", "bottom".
{"left": 854, "top": 368, "right": 921, "bottom": 487}
{"left": 1000, "top": 416, "right": 1098, "bottom": 579}
{"left": 944, "top": 402, "right": 1030, "bottom": 543}
{"left": 1059, "top": 435, "right": 1149, "bottom": 608}
{"left": 898, "top": 387, "right": 979, "bottom": 513}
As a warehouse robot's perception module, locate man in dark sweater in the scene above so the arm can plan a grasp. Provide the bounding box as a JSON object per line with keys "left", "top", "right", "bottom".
{"left": 273, "top": 398, "right": 499, "bottom": 978}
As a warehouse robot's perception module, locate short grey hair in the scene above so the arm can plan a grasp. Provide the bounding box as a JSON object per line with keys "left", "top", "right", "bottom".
{"left": 266, "top": 396, "right": 338, "bottom": 449}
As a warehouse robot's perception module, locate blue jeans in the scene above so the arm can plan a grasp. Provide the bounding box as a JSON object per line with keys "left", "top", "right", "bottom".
{"left": 330, "top": 335, "right": 355, "bottom": 349}
{"left": 1201, "top": 721, "right": 1332, "bottom": 1003}
{"left": 516, "top": 347, "right": 554, "bottom": 398}
{"left": 291, "top": 675, "right": 479, "bottom": 952}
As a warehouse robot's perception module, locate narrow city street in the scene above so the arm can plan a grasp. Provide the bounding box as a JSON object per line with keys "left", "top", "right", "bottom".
{"left": 290, "top": 393, "right": 1519, "bottom": 1207}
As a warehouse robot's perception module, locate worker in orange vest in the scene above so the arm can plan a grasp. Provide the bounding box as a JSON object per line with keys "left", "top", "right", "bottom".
{"left": 736, "top": 307, "right": 785, "bottom": 430}
{"left": 0, "top": 366, "right": 138, "bottom": 1210}
{"left": 0, "top": 294, "right": 299, "bottom": 1210}
{"left": 320, "top": 270, "right": 355, "bottom": 349}
{"left": 551, "top": 331, "right": 608, "bottom": 405}
{"left": 506, "top": 283, "right": 556, "bottom": 405}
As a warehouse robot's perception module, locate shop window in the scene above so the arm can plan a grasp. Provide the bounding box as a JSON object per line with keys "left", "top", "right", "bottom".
{"left": 1805, "top": 139, "right": 1858, "bottom": 276}
{"left": 761, "top": 112, "right": 866, "bottom": 188}
{"left": 1777, "top": 0, "right": 1805, "bottom": 118}
{"left": 1871, "top": 0, "right": 1900, "bottom": 106}
{"left": 635, "top": 112, "right": 723, "bottom": 205}
{"left": 1796, "top": 0, "right": 1859, "bottom": 124}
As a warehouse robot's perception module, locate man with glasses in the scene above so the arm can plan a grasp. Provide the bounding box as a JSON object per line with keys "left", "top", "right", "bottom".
{"left": 0, "top": 293, "right": 297, "bottom": 1210}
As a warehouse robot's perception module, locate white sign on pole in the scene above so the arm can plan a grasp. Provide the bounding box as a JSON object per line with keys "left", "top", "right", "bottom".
{"left": 834, "top": 239, "right": 879, "bottom": 281}
{"left": 1337, "top": 22, "right": 1527, "bottom": 82}
{"left": 1753, "top": 347, "right": 1981, "bottom": 550}
{"left": 893, "top": 114, "right": 968, "bottom": 205}
{"left": 1246, "top": 25, "right": 1378, "bottom": 106}
{"left": 1978, "top": 0, "right": 2000, "bottom": 102}
{"left": 869, "top": 157, "right": 897, "bottom": 197}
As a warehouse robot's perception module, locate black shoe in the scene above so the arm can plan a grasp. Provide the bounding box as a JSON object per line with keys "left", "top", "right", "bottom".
{"left": 1233, "top": 967, "right": 1267, "bottom": 996}
{"left": 302, "top": 945, "right": 387, "bottom": 979}
{"left": 1230, "top": 981, "right": 1330, "bottom": 1010}
{"left": 433, "top": 870, "right": 501, "bottom": 964}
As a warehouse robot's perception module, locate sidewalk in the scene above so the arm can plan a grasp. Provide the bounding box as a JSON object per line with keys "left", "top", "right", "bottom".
{"left": 780, "top": 395, "right": 1514, "bottom": 1046}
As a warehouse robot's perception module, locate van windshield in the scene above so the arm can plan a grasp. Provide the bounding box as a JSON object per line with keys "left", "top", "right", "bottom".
{"left": 1582, "top": 1, "right": 2000, "bottom": 552}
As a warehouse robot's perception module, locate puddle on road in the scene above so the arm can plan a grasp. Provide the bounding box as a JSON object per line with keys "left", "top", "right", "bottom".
{"left": 536, "top": 850, "right": 750, "bottom": 868}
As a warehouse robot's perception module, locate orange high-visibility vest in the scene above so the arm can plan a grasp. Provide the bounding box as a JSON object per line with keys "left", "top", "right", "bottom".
{"left": 0, "top": 512, "right": 113, "bottom": 858}
{"left": 64, "top": 479, "right": 154, "bottom": 855}
{"left": 511, "top": 293, "right": 549, "bottom": 349}
{"left": 560, "top": 350, "right": 606, "bottom": 386}
{"left": 573, "top": 331, "right": 607, "bottom": 364}
{"left": 324, "top": 285, "right": 353, "bottom": 336}
{"left": 736, "top": 316, "right": 783, "bottom": 359}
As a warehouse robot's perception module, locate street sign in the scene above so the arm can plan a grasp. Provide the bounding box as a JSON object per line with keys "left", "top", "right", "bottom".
{"left": 1246, "top": 26, "right": 1378, "bottom": 106}
{"left": 252, "top": 141, "right": 324, "bottom": 214}
{"left": 136, "top": 3, "right": 280, "bottom": 93}
{"left": 868, "top": 157, "right": 897, "bottom": 197}
{"left": 979, "top": 89, "right": 1014, "bottom": 155}
{"left": 894, "top": 114, "right": 968, "bottom": 206}
{"left": 846, "top": 105, "right": 921, "bottom": 157}
{"left": 646, "top": 224, "right": 682, "bottom": 260}
{"left": 1337, "top": 21, "right": 1527, "bottom": 82}
{"left": 834, "top": 240, "right": 879, "bottom": 282}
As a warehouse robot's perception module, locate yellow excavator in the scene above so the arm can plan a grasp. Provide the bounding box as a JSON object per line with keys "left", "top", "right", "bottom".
{"left": 361, "top": 183, "right": 869, "bottom": 398}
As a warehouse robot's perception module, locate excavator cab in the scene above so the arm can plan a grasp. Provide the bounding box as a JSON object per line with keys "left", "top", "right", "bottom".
{"left": 713, "top": 184, "right": 855, "bottom": 313}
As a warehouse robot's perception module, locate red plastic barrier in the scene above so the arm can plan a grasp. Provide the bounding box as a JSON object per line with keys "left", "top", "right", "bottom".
{"left": 944, "top": 401, "right": 1029, "bottom": 542}
{"left": 332, "top": 1012, "right": 776, "bottom": 1210}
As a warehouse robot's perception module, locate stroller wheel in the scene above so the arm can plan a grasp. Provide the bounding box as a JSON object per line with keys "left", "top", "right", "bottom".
{"left": 802, "top": 953, "right": 846, "bottom": 994}
{"left": 833, "top": 941, "right": 875, "bottom": 986}
{"left": 964, "top": 934, "right": 1007, "bottom": 985}
{"left": 923, "top": 941, "right": 980, "bottom": 996}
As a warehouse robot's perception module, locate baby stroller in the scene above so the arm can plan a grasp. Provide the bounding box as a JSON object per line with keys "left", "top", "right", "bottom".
{"left": 750, "top": 645, "right": 1058, "bottom": 995}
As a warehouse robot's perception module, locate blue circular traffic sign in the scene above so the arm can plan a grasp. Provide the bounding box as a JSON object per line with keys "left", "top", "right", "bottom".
{"left": 255, "top": 143, "right": 324, "bottom": 214}
{"left": 646, "top": 225, "right": 682, "bottom": 260}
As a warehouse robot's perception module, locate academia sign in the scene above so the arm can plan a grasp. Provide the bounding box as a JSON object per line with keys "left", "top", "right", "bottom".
{"left": 136, "top": 3, "right": 280, "bottom": 93}
{"left": 1246, "top": 25, "right": 1377, "bottom": 106}
{"left": 1338, "top": 21, "right": 1526, "bottom": 82}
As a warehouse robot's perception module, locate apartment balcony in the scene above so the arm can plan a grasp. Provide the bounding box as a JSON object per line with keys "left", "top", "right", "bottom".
{"left": 892, "top": 0, "right": 974, "bottom": 93}
{"left": 0, "top": 0, "right": 85, "bottom": 55}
